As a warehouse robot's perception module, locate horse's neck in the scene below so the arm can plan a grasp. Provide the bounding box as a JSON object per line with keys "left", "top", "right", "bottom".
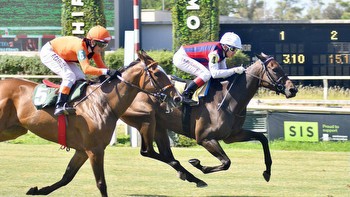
{"left": 224, "top": 63, "right": 262, "bottom": 112}
{"left": 244, "top": 62, "right": 263, "bottom": 99}
{"left": 108, "top": 79, "right": 140, "bottom": 118}
{"left": 85, "top": 76, "right": 140, "bottom": 120}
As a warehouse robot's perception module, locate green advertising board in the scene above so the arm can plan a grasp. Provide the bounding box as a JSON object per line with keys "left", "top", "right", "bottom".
{"left": 268, "top": 112, "right": 349, "bottom": 142}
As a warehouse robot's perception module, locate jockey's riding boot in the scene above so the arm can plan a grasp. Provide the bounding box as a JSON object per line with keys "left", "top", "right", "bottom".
{"left": 181, "top": 81, "right": 199, "bottom": 106}
{"left": 54, "top": 93, "right": 75, "bottom": 116}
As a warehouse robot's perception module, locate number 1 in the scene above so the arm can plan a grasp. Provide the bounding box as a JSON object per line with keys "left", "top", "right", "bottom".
{"left": 280, "top": 31, "right": 285, "bottom": 41}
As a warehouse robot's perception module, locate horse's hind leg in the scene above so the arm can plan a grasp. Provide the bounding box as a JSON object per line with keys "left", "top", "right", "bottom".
{"left": 0, "top": 98, "right": 27, "bottom": 141}
{"left": 0, "top": 127, "right": 27, "bottom": 142}
{"left": 26, "top": 150, "right": 88, "bottom": 195}
{"left": 189, "top": 139, "right": 231, "bottom": 174}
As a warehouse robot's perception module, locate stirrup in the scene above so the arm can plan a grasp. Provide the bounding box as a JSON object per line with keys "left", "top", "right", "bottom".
{"left": 181, "top": 97, "right": 198, "bottom": 106}
{"left": 54, "top": 104, "right": 76, "bottom": 116}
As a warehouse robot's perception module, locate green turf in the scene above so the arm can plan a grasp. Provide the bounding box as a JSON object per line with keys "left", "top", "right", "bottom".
{"left": 0, "top": 143, "right": 348, "bottom": 197}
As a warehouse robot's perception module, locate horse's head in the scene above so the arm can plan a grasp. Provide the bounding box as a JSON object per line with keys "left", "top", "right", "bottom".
{"left": 255, "top": 53, "right": 298, "bottom": 98}
{"left": 131, "top": 50, "right": 181, "bottom": 109}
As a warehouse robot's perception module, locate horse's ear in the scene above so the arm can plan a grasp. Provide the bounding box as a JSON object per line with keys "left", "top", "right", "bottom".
{"left": 136, "top": 50, "right": 145, "bottom": 62}
{"left": 256, "top": 52, "right": 268, "bottom": 61}
{"left": 255, "top": 53, "right": 264, "bottom": 61}
{"left": 261, "top": 52, "right": 268, "bottom": 58}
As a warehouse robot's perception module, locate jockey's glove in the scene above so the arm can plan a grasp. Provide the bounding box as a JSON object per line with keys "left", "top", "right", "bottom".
{"left": 107, "top": 69, "right": 121, "bottom": 79}
{"left": 232, "top": 66, "right": 245, "bottom": 74}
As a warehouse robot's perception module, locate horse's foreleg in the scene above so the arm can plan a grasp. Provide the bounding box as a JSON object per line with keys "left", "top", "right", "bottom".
{"left": 86, "top": 148, "right": 108, "bottom": 197}
{"left": 224, "top": 129, "right": 272, "bottom": 182}
{"left": 154, "top": 130, "right": 207, "bottom": 188}
{"left": 138, "top": 122, "right": 207, "bottom": 188}
{"left": 189, "top": 139, "right": 231, "bottom": 174}
{"left": 26, "top": 150, "right": 88, "bottom": 195}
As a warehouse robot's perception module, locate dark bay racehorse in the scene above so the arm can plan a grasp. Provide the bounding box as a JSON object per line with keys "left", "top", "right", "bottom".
{"left": 0, "top": 51, "right": 180, "bottom": 196}
{"left": 121, "top": 53, "right": 298, "bottom": 187}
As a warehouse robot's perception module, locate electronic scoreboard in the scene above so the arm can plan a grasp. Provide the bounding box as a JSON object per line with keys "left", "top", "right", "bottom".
{"left": 220, "top": 20, "right": 350, "bottom": 86}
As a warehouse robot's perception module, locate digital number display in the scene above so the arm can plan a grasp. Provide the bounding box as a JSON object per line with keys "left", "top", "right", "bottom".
{"left": 220, "top": 21, "right": 350, "bottom": 86}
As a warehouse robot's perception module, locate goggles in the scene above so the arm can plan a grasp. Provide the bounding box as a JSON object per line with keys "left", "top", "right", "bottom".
{"left": 226, "top": 44, "right": 237, "bottom": 52}
{"left": 95, "top": 41, "right": 108, "bottom": 49}
{"left": 227, "top": 45, "right": 237, "bottom": 52}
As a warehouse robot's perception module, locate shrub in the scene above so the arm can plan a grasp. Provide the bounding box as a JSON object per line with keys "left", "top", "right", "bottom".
{"left": 105, "top": 49, "right": 125, "bottom": 69}
{"left": 0, "top": 55, "right": 52, "bottom": 75}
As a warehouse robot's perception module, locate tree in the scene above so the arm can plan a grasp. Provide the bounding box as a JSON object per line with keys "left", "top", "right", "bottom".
{"left": 219, "top": 0, "right": 264, "bottom": 20}
{"left": 337, "top": 0, "right": 350, "bottom": 19}
{"left": 61, "top": 0, "right": 107, "bottom": 36}
{"left": 219, "top": 0, "right": 238, "bottom": 16}
{"left": 273, "top": 0, "right": 304, "bottom": 20}
{"left": 141, "top": 0, "right": 174, "bottom": 11}
{"left": 236, "top": 0, "right": 264, "bottom": 20}
{"left": 323, "top": 3, "right": 343, "bottom": 19}
{"left": 304, "top": 0, "right": 324, "bottom": 19}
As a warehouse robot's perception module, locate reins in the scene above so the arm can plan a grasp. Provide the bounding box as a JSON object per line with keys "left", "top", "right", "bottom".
{"left": 73, "top": 61, "right": 173, "bottom": 107}
{"left": 117, "top": 61, "right": 174, "bottom": 102}
{"left": 73, "top": 76, "right": 111, "bottom": 107}
{"left": 217, "top": 57, "right": 286, "bottom": 110}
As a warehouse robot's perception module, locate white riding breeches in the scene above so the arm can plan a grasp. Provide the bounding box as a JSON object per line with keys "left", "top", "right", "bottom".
{"left": 173, "top": 47, "right": 212, "bottom": 82}
{"left": 40, "top": 42, "right": 85, "bottom": 92}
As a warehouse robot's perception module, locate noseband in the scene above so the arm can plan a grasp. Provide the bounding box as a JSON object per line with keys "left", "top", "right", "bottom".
{"left": 118, "top": 61, "right": 174, "bottom": 102}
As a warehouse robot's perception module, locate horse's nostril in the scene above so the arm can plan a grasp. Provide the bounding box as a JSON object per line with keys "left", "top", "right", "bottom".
{"left": 291, "top": 88, "right": 298, "bottom": 93}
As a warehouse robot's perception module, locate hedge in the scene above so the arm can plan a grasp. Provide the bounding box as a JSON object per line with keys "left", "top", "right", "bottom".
{"left": 172, "top": 0, "right": 219, "bottom": 50}
{"left": 62, "top": 0, "right": 107, "bottom": 36}
{"left": 0, "top": 49, "right": 250, "bottom": 79}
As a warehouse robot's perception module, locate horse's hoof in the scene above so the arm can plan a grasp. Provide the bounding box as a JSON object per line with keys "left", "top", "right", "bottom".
{"left": 196, "top": 181, "right": 208, "bottom": 188}
{"left": 26, "top": 186, "right": 38, "bottom": 195}
{"left": 263, "top": 171, "right": 271, "bottom": 182}
{"left": 188, "top": 159, "right": 200, "bottom": 167}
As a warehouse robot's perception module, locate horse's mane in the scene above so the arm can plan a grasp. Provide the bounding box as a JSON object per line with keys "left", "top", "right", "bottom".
{"left": 124, "top": 52, "right": 155, "bottom": 71}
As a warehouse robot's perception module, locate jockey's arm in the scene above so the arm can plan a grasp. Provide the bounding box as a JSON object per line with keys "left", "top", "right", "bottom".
{"left": 208, "top": 52, "right": 235, "bottom": 79}
{"left": 78, "top": 50, "right": 108, "bottom": 76}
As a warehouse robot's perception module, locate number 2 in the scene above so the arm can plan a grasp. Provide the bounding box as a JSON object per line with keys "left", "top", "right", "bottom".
{"left": 331, "top": 30, "right": 338, "bottom": 40}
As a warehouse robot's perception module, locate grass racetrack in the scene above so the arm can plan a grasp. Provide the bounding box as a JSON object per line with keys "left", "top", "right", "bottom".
{"left": 0, "top": 142, "right": 349, "bottom": 197}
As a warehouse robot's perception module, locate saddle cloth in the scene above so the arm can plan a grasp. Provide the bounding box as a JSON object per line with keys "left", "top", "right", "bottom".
{"left": 32, "top": 80, "right": 88, "bottom": 110}
{"left": 173, "top": 78, "right": 210, "bottom": 102}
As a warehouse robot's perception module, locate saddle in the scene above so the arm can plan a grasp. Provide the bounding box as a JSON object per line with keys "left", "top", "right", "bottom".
{"left": 32, "top": 79, "right": 88, "bottom": 110}
{"left": 171, "top": 76, "right": 210, "bottom": 104}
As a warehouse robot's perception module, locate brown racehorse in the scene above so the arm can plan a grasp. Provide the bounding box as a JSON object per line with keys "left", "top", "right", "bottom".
{"left": 0, "top": 50, "right": 180, "bottom": 196}
{"left": 121, "top": 53, "right": 298, "bottom": 187}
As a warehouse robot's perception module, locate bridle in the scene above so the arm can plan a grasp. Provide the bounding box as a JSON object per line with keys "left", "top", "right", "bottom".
{"left": 117, "top": 60, "right": 174, "bottom": 103}
{"left": 73, "top": 61, "right": 174, "bottom": 108}
{"left": 217, "top": 56, "right": 287, "bottom": 110}
{"left": 246, "top": 57, "right": 288, "bottom": 95}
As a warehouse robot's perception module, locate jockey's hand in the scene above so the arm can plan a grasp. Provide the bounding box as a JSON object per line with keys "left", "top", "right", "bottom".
{"left": 232, "top": 66, "right": 245, "bottom": 74}
{"left": 107, "top": 69, "right": 121, "bottom": 79}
